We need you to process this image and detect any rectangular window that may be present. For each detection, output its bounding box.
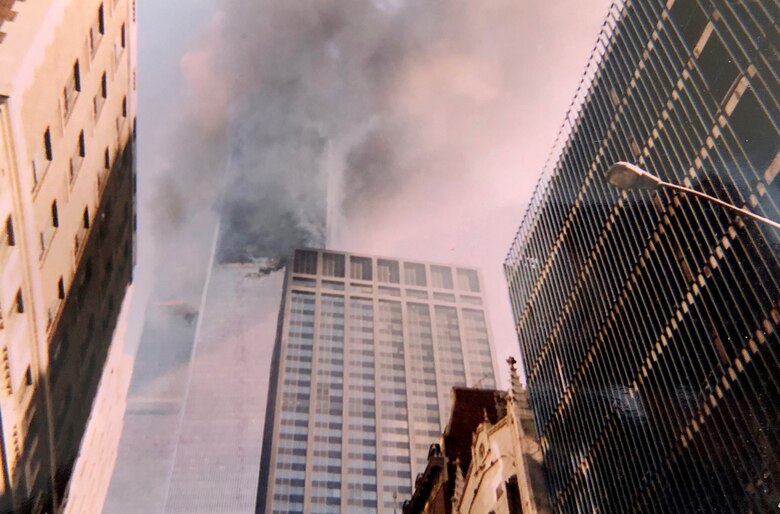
[430,265,454,289]
[73,61,81,91]
[403,262,426,287]
[70,131,86,182]
[63,61,81,117]
[322,253,345,277]
[15,290,24,313]
[44,128,53,161]
[94,74,108,119]
[83,207,90,229]
[5,216,14,246]
[104,147,110,169]
[322,280,344,291]
[90,4,105,56]
[33,128,53,188]
[456,268,480,293]
[51,200,59,228]
[293,250,317,275]
[291,277,316,289]
[121,23,126,48]
[350,256,372,281]
[57,278,65,300]
[697,33,739,104]
[377,259,400,283]
[506,475,522,513]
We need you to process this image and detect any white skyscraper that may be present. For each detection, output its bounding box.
[258,249,498,514]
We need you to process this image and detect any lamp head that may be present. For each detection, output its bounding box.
[606,162,662,190]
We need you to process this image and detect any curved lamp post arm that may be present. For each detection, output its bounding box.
[659,181,780,230]
[606,161,780,230]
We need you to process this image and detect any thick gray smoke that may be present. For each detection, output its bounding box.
[151,0,560,262]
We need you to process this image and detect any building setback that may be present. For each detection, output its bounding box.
[504,0,779,512]
[0,1,136,512]
[257,249,498,514]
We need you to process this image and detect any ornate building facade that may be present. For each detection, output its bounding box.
[404,359,550,514]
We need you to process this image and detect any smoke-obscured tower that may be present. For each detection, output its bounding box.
[258,249,498,513]
[505,0,779,512]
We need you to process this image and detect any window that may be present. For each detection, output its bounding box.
[83,207,90,229]
[15,290,23,313]
[322,253,345,277]
[291,277,316,289]
[90,4,105,56]
[430,265,453,289]
[377,259,400,283]
[57,277,65,300]
[51,200,59,228]
[73,61,81,91]
[350,256,372,281]
[122,96,127,117]
[456,268,480,293]
[506,475,522,514]
[403,262,426,287]
[729,90,777,175]
[63,61,81,116]
[101,72,107,99]
[41,128,53,162]
[69,132,86,182]
[668,0,708,50]
[121,23,126,48]
[104,147,110,169]
[697,33,739,103]
[97,4,104,34]
[5,216,14,246]
[293,250,317,275]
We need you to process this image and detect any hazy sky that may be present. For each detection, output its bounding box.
[130,0,615,386]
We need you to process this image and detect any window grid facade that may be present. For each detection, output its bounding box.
[271,292,314,512]
[504,1,779,513]
[259,249,498,514]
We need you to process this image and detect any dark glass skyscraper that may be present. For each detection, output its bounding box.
[504,1,779,512]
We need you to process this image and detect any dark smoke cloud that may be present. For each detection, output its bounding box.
[152,0,550,262]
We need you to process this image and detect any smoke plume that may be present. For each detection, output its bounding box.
[150,0,584,262]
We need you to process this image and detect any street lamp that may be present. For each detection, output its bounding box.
[606,161,780,230]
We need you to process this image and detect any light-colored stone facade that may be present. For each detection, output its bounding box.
[0,0,136,511]
[62,307,133,514]
[403,360,550,514]
[454,371,550,514]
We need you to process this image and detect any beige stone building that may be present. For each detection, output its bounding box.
[61,332,133,514]
[0,0,136,511]
[453,359,550,514]
[404,359,550,514]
